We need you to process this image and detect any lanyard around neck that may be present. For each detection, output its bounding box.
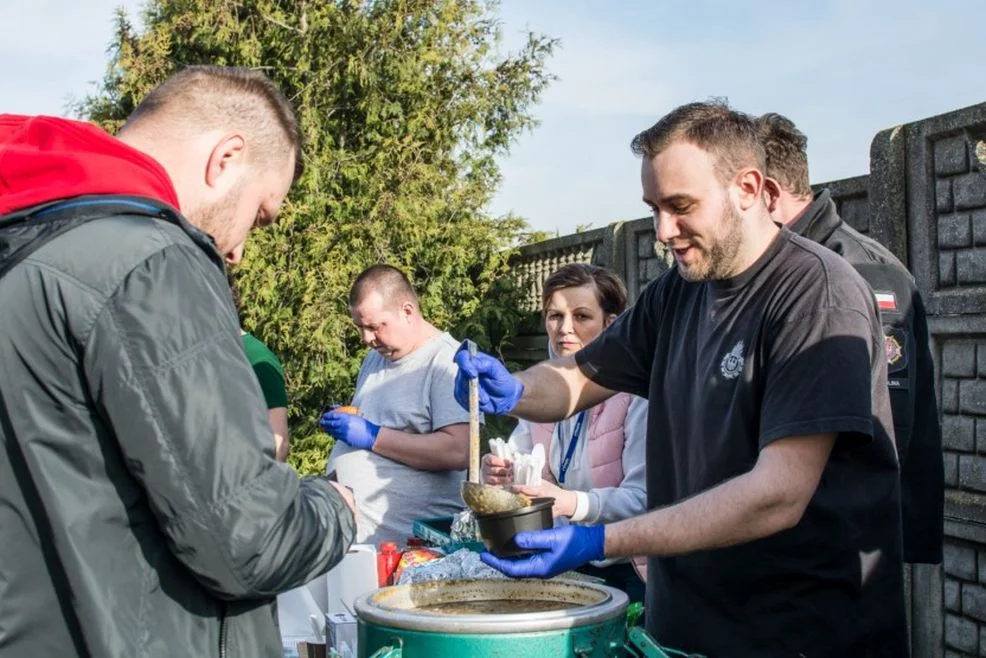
[557,411,587,485]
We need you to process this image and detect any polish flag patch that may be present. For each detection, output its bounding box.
[874,291,897,312]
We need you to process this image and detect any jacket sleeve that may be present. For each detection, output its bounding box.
[82,243,356,599]
[900,288,944,564]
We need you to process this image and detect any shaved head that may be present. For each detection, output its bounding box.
[349,264,418,309]
[118,65,304,183]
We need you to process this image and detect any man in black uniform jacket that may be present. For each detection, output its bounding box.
[758,112,944,566]
[454,101,908,657]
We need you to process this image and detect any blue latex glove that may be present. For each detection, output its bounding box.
[319,410,380,451]
[480,525,605,579]
[453,341,524,415]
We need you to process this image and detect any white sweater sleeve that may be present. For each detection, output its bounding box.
[574,396,648,524]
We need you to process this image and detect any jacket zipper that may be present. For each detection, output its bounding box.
[219,602,228,658]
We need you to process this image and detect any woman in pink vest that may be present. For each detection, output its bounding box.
[482,263,647,602]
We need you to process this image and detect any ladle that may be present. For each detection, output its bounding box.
[459,340,530,515]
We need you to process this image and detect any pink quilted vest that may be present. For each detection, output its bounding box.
[529,392,648,582]
[529,392,632,488]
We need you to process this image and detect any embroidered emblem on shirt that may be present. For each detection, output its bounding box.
[883,326,908,373]
[874,291,898,312]
[720,341,745,379]
[885,334,903,366]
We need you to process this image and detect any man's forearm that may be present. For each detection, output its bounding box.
[372,425,468,471]
[605,434,834,558]
[511,356,613,422]
[604,470,804,558]
[269,407,290,462]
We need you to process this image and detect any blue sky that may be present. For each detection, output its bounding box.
[3,0,985,235]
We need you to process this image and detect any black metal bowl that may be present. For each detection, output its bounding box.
[475,497,554,557]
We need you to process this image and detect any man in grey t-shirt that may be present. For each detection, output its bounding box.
[321,265,471,543]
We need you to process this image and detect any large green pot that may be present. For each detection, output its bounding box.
[354,578,629,657]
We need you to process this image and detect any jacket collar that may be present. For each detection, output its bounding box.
[788,188,843,244]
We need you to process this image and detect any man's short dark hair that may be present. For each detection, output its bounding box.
[120,65,304,182]
[630,99,765,183]
[349,264,419,309]
[756,112,812,198]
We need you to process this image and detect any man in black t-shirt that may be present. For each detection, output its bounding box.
[453,101,907,657]
[758,112,943,566]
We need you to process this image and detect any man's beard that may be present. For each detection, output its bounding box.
[187,183,242,253]
[678,200,744,282]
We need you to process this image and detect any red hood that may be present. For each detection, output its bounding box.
[0,114,180,216]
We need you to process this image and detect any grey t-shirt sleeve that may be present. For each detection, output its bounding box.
[575,277,664,398]
[428,345,474,431]
[759,306,877,448]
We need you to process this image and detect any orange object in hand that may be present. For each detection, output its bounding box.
[335,405,361,416]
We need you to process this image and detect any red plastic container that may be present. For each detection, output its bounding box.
[376,541,402,586]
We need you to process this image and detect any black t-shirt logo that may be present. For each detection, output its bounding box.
[720,340,745,379]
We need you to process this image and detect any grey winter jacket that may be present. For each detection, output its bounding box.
[0,197,356,658]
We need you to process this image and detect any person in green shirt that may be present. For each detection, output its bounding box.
[229,275,291,462]
[240,330,290,461]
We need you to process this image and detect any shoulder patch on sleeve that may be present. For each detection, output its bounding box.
[884,326,908,373]
[874,291,898,312]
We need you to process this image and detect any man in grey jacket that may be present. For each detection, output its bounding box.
[0,66,356,658]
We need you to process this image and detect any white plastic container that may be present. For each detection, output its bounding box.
[276,584,324,649]
[304,573,329,614]
[325,543,379,615]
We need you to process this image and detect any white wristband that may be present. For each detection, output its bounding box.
[570,490,591,523]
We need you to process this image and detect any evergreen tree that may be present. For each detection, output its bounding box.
[77,0,555,473]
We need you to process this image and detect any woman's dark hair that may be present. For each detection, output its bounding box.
[541,263,628,316]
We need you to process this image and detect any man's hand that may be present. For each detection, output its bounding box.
[453,342,524,415]
[319,410,380,451]
[481,453,514,486]
[329,481,357,519]
[480,525,605,579]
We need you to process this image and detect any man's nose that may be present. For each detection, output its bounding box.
[225,243,245,265]
[655,211,680,245]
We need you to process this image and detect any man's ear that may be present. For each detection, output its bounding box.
[763,178,782,213]
[205,133,247,190]
[732,167,765,212]
[603,313,618,329]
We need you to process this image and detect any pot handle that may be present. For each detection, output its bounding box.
[623,627,707,658]
[367,640,402,658]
